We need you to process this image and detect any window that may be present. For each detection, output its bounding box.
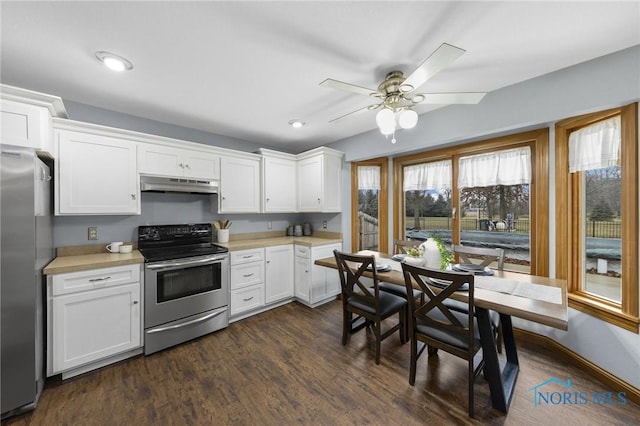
[458,147,532,272]
[351,158,388,252]
[393,129,549,276]
[403,160,452,250]
[556,103,639,332]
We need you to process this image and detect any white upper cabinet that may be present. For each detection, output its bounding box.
[218,155,261,213]
[55,125,140,215]
[138,143,219,180]
[259,149,297,212]
[0,84,67,157]
[297,147,343,212]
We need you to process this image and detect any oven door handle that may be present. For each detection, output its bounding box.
[146,308,228,334]
[146,255,227,271]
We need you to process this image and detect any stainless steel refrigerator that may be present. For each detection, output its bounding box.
[1,146,52,418]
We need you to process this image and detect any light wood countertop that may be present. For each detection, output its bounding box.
[44,251,145,275]
[218,236,343,251]
[44,235,342,275]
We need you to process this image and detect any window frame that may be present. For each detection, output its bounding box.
[555,103,639,332]
[393,129,549,276]
[351,157,389,253]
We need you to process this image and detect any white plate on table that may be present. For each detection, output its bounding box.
[452,263,494,276]
[427,277,470,291]
[364,262,392,272]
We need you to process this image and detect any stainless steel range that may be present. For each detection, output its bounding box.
[138,223,229,355]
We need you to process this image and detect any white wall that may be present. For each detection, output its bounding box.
[329,46,640,389]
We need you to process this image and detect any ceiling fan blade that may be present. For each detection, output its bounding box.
[414,92,487,104]
[401,43,466,92]
[320,78,378,97]
[328,103,381,123]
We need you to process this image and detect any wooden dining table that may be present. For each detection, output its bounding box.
[314,250,568,414]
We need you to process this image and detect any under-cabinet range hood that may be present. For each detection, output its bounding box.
[140,175,218,194]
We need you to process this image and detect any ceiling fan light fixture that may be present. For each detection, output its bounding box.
[376,108,394,128]
[399,83,414,93]
[398,109,418,129]
[95,51,133,72]
[288,119,305,128]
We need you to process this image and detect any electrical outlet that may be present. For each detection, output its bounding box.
[267,221,272,229]
[88,227,98,240]
[323,220,327,229]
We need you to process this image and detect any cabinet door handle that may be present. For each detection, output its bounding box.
[131,194,136,200]
[89,276,111,282]
[185,164,190,169]
[243,296,254,302]
[133,301,139,305]
[179,163,184,168]
[243,273,254,277]
[266,198,270,202]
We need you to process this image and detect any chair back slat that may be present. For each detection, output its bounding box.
[454,245,505,270]
[394,240,420,254]
[401,263,475,348]
[333,250,379,306]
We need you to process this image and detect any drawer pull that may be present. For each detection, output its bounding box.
[89,276,111,282]
[243,273,254,277]
[133,301,139,305]
[242,255,254,259]
[243,296,254,302]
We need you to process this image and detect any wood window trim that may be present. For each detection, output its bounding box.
[351,158,389,253]
[555,103,639,333]
[392,128,549,276]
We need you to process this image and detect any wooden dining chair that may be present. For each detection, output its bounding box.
[379,240,424,305]
[451,245,505,353]
[333,250,407,365]
[454,244,505,270]
[401,262,485,418]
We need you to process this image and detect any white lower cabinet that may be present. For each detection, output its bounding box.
[294,243,342,306]
[265,245,294,304]
[229,248,265,317]
[47,264,142,377]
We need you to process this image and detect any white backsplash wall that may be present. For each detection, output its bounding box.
[53,191,342,247]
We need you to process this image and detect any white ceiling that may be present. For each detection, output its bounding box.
[1,1,639,152]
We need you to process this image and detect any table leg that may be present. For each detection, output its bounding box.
[476,308,520,413]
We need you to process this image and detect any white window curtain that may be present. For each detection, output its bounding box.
[403,160,451,191]
[357,166,380,190]
[458,147,531,188]
[569,115,621,173]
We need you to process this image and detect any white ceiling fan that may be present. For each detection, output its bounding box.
[320,43,486,141]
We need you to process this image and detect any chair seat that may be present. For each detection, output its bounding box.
[378,282,423,301]
[416,309,482,352]
[443,299,500,328]
[347,291,407,317]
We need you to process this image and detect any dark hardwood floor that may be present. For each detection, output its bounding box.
[4,300,639,425]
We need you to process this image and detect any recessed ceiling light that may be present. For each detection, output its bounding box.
[95,51,133,72]
[289,119,305,128]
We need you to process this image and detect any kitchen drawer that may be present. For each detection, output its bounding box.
[230,284,264,316]
[230,248,264,265]
[294,245,310,258]
[230,262,264,289]
[50,264,140,296]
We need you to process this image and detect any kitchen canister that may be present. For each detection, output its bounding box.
[293,224,303,237]
[303,223,312,236]
[286,225,294,236]
[217,229,229,243]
